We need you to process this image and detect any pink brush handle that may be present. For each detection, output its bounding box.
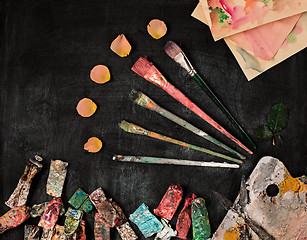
[162,80,252,154]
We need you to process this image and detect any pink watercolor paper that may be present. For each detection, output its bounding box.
[192,3,307,80]
[202,0,307,40]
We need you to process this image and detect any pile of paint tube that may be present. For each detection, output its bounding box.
[0,156,211,239]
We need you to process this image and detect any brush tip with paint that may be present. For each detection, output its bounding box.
[131,57,153,77]
[164,41,182,59]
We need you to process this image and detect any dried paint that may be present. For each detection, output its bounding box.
[64,208,83,236]
[94,213,110,240]
[68,188,93,212]
[154,184,183,220]
[5,155,43,208]
[38,197,63,230]
[89,187,117,227]
[129,203,163,238]
[24,225,40,240]
[236,47,262,73]
[0,205,30,234]
[192,198,211,240]
[176,194,197,239]
[46,160,68,197]
[131,57,252,155]
[111,200,128,226]
[154,218,177,240]
[51,225,66,240]
[41,228,55,240]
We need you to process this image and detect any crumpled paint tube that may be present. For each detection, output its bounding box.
[5,155,43,208]
[0,205,30,234]
[41,227,55,240]
[51,225,66,240]
[89,187,117,227]
[73,220,86,240]
[176,194,197,239]
[30,202,65,218]
[110,200,138,240]
[154,184,183,220]
[24,225,40,240]
[129,203,163,238]
[46,160,68,197]
[64,207,83,237]
[94,213,110,240]
[68,188,93,213]
[192,198,211,240]
[38,197,63,230]
[154,218,177,240]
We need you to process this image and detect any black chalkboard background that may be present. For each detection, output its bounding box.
[0,0,306,239]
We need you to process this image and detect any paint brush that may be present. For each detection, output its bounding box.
[119,120,243,164]
[113,155,240,168]
[164,41,256,150]
[129,89,245,160]
[131,57,252,155]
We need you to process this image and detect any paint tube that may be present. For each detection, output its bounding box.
[46,160,68,197]
[68,188,93,213]
[38,198,63,230]
[192,198,211,240]
[154,218,177,240]
[64,208,83,237]
[24,225,40,240]
[94,213,110,240]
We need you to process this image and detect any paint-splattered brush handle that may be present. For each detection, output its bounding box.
[192,73,256,149]
[113,155,240,168]
[155,106,245,160]
[161,82,253,155]
[119,120,243,164]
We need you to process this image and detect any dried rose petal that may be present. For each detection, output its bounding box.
[110,34,132,57]
[84,137,102,153]
[76,98,97,117]
[147,19,167,39]
[90,65,111,84]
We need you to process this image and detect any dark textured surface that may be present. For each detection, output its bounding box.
[0,0,306,239]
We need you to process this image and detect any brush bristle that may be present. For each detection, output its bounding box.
[131,57,153,77]
[164,41,182,59]
[129,89,142,102]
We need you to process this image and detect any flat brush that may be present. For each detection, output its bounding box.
[129,89,245,160]
[113,155,240,168]
[131,57,252,155]
[164,41,256,150]
[119,120,243,164]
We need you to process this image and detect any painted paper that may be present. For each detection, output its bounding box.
[0,205,30,234]
[46,160,68,197]
[24,225,40,240]
[94,213,110,240]
[68,188,93,212]
[202,0,307,40]
[5,155,43,208]
[51,225,66,240]
[38,198,63,230]
[89,187,117,227]
[212,156,307,239]
[129,203,163,238]
[192,3,307,80]
[64,208,83,237]
[154,184,183,220]
[41,228,55,240]
[154,218,177,240]
[30,202,65,218]
[176,194,197,239]
[192,198,211,240]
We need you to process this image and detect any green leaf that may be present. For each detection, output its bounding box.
[267,103,288,132]
[255,126,273,139]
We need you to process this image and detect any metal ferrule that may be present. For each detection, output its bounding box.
[173,52,197,77]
